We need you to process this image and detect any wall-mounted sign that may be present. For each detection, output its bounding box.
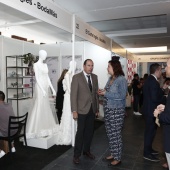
[0,0,72,33]
[75,17,111,51]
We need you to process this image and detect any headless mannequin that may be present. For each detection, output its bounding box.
[34,50,56,96]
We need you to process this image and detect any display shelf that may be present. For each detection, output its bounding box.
[6,55,34,116]
[8,97,31,100]
[7,87,33,89]
[7,66,28,68]
[7,76,33,79]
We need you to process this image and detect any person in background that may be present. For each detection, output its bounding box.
[153,58,170,168]
[163,78,170,95]
[98,59,127,166]
[0,91,16,158]
[139,73,148,109]
[143,63,168,162]
[132,74,143,115]
[143,73,149,81]
[56,69,68,124]
[160,72,166,88]
[139,78,144,109]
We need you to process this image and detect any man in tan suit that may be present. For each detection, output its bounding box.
[71,59,99,164]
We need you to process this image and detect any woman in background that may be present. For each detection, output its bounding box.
[98,59,127,166]
[56,69,68,124]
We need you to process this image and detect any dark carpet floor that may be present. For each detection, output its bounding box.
[0,120,104,170]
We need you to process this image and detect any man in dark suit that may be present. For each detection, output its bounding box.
[71,59,99,164]
[143,63,167,162]
[154,59,170,167]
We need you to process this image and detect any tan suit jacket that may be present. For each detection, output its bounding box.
[71,71,99,115]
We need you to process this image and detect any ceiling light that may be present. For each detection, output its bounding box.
[126,46,167,53]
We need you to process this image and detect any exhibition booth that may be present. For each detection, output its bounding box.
[0,0,130,148]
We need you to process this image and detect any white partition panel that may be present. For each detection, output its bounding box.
[60,42,72,72]
[3,37,24,56]
[0,36,3,91]
[75,42,84,72]
[84,42,111,89]
[2,37,24,93]
[61,42,84,74]
[23,41,39,56]
[39,44,60,56]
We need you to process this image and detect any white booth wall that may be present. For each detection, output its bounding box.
[0,37,3,90]
[0,36,128,117]
[84,42,111,88]
[0,36,40,115]
[0,36,40,92]
[0,37,127,93]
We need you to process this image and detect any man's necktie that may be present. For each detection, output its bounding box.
[87,75,92,92]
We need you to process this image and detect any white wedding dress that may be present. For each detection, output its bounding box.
[26,63,59,139]
[56,72,73,145]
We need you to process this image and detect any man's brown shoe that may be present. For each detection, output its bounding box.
[73,157,80,164]
[83,152,95,159]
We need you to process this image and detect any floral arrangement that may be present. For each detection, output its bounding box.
[23,53,39,65]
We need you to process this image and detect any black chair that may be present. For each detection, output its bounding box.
[0,112,28,152]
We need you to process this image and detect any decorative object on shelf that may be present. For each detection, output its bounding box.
[23,84,30,88]
[23,53,38,75]
[9,71,16,77]
[11,82,18,88]
[13,92,30,98]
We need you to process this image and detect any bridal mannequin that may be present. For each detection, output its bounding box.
[56,60,77,145]
[26,50,58,139]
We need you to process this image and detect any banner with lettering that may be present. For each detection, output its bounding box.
[75,16,111,51]
[0,0,72,33]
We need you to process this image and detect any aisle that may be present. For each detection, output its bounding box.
[43,108,166,170]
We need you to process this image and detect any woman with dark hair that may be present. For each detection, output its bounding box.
[56,69,68,124]
[98,60,127,166]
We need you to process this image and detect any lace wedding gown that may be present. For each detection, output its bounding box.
[56,73,73,145]
[26,63,58,139]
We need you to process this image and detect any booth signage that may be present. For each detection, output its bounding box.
[75,17,111,51]
[0,0,72,33]
[135,55,170,62]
